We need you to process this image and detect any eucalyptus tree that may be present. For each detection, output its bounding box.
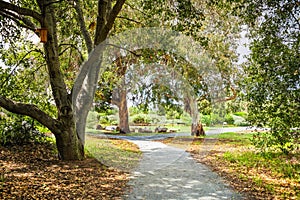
[0,0,126,160]
[96,0,243,135]
[139,0,243,134]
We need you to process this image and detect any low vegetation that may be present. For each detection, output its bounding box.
[159,132,300,199]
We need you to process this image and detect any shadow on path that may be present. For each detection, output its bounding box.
[123,140,244,200]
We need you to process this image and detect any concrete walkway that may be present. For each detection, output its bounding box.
[88,127,251,199]
[123,140,244,200]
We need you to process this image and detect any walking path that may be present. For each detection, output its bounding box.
[88,127,251,199]
[122,140,244,200]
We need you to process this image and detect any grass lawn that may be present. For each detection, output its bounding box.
[159,132,300,200]
[85,135,142,171]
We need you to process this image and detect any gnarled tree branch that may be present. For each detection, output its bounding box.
[0,95,59,134]
[0,10,37,31]
[95,0,126,45]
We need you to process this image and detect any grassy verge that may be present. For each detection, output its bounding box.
[160,132,300,199]
[85,135,142,171]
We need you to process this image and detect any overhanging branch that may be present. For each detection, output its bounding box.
[96,0,126,44]
[212,86,238,103]
[0,0,42,23]
[0,10,37,31]
[0,96,59,134]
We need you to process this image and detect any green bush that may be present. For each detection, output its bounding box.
[233,115,250,126]
[86,111,100,129]
[233,112,248,119]
[210,113,224,125]
[132,114,151,124]
[225,114,234,125]
[0,118,49,146]
[201,115,211,126]
[251,130,300,154]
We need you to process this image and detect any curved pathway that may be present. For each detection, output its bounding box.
[88,127,251,199]
[122,140,244,200]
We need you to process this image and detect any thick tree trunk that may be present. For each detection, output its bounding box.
[191,122,205,137]
[183,94,205,136]
[54,122,84,160]
[118,88,130,133]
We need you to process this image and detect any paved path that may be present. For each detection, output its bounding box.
[123,140,244,200]
[88,127,250,199]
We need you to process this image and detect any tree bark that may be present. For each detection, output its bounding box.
[184,94,205,136]
[118,85,130,134]
[54,117,84,160]
[191,122,205,137]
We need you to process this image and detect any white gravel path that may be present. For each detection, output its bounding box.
[123,140,244,200]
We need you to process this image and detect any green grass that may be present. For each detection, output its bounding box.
[85,136,142,171]
[223,150,300,198]
[205,132,253,145]
[215,132,300,181]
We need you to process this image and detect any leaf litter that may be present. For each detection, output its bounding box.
[0,142,130,199]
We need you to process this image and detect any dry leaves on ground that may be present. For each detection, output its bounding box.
[0,143,129,200]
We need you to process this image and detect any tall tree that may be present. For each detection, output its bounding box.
[96,0,243,135]
[0,0,126,160]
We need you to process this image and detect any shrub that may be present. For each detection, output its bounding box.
[86,111,100,129]
[132,114,151,124]
[233,112,248,119]
[0,118,49,146]
[251,130,300,154]
[201,115,211,126]
[233,115,250,126]
[210,113,224,125]
[225,114,234,125]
